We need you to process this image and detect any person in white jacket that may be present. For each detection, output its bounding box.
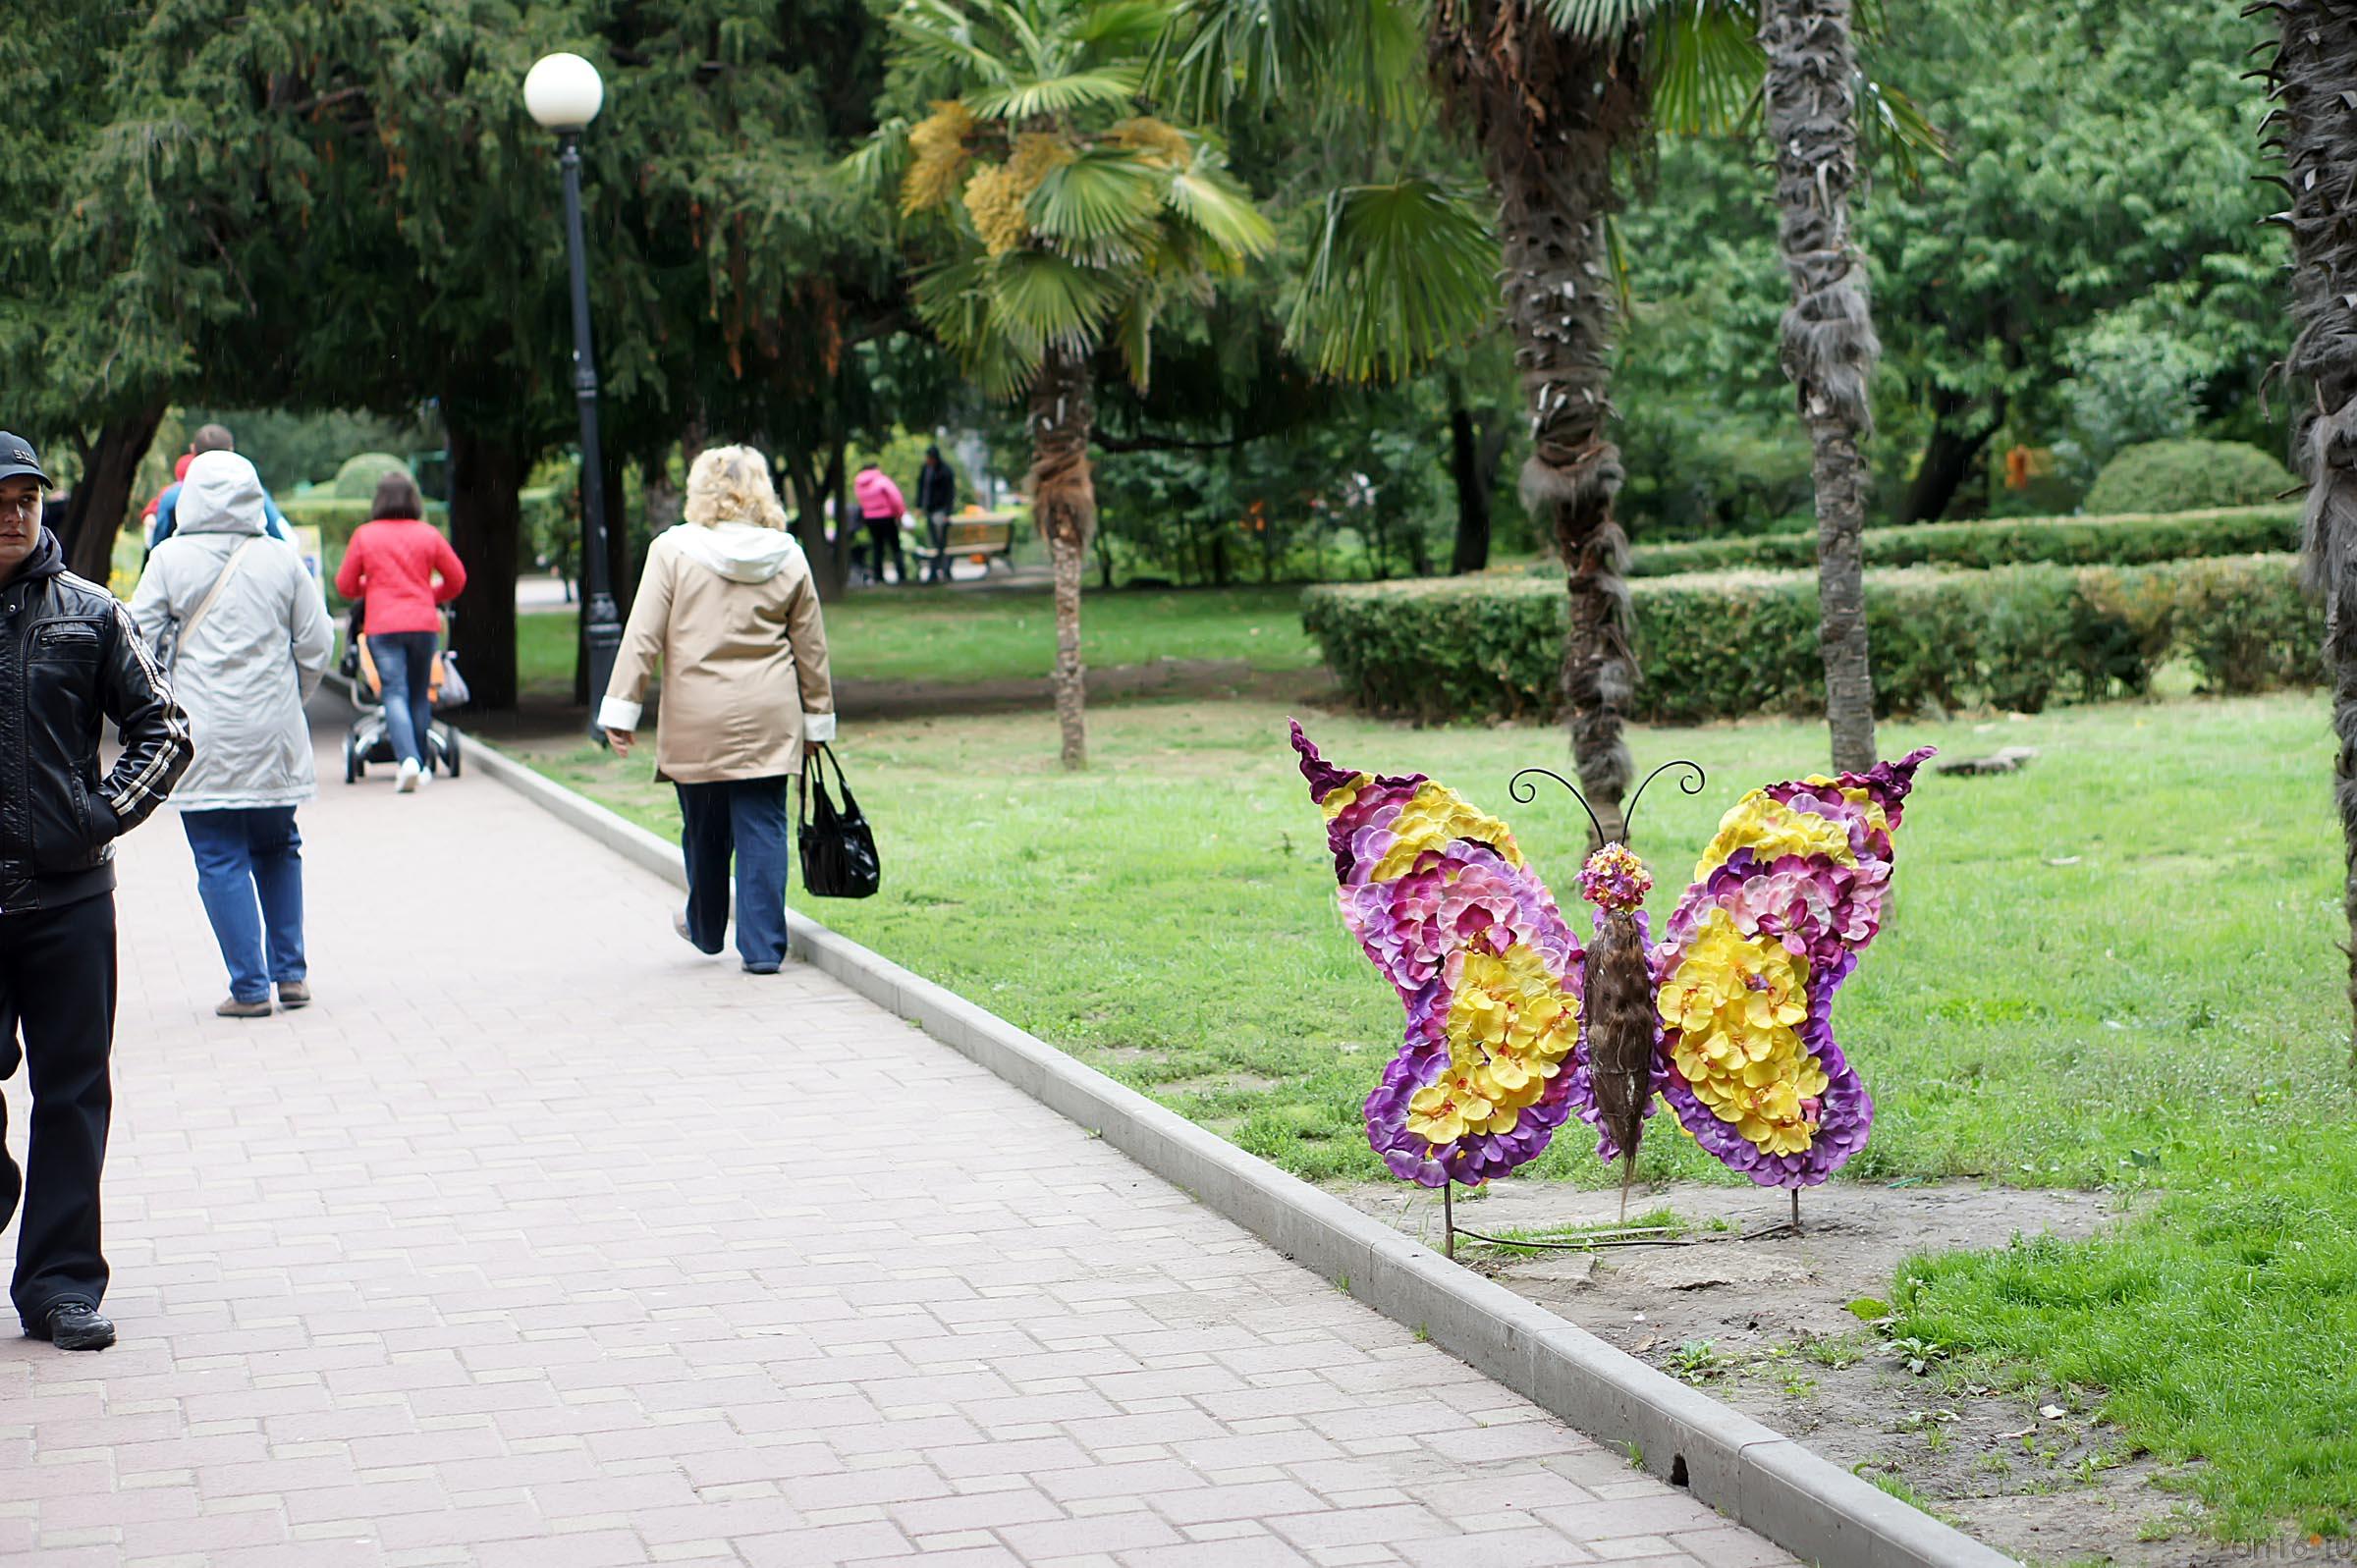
[130,452,334,1018]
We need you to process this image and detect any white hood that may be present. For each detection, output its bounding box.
[176,451,270,537]
[667,520,800,584]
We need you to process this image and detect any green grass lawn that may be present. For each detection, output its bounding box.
[525,690,2351,1541]
[515,582,1320,701]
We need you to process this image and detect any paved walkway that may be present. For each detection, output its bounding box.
[0,710,1795,1567]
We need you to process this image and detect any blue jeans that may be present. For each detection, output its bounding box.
[675,778,791,969]
[369,631,438,770]
[181,809,305,1004]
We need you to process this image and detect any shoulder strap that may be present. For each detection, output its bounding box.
[178,536,264,653]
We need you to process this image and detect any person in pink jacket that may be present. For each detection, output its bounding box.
[851,462,907,587]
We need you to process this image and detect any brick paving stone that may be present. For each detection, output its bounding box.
[0,713,1797,1565]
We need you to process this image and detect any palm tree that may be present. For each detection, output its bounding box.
[1167,0,1928,833]
[1761,0,1877,773]
[865,0,1274,770]
[2264,0,2357,1049]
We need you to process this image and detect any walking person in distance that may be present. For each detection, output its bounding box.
[851,460,908,587]
[131,452,335,1019]
[334,471,465,792]
[0,432,193,1352]
[598,445,835,974]
[915,446,957,583]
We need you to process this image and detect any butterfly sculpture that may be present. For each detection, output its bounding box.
[1291,722,1933,1198]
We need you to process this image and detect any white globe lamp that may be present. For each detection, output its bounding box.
[522,52,604,132]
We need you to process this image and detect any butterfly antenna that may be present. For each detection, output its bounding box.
[1509,767,1608,844]
[1619,760,1707,845]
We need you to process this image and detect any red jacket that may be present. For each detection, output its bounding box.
[336,517,467,634]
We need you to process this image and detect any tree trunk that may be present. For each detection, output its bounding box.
[1763,0,1879,773]
[59,403,167,583]
[1447,371,1497,574]
[1898,387,2001,523]
[1433,4,1647,842]
[445,423,526,712]
[1029,345,1097,771]
[787,439,854,601]
[2269,0,2357,1054]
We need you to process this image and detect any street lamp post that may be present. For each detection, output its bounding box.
[524,52,620,743]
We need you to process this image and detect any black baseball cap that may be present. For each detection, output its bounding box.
[0,432,50,486]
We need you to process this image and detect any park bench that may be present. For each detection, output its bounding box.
[905,512,1019,574]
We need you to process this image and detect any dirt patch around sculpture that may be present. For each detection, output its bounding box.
[1339,1177,2232,1567]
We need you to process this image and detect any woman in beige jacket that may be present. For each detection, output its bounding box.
[597,446,834,973]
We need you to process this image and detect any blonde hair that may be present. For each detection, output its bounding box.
[683,445,788,530]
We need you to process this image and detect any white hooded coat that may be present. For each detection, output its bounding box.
[129,452,335,810]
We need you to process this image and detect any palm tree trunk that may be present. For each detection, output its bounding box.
[2267,0,2357,1054]
[1030,344,1097,771]
[1433,3,1647,841]
[1763,0,1879,773]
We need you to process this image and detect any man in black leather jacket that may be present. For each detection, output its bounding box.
[0,433,192,1352]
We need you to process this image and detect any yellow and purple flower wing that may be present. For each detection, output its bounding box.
[1651,747,1934,1188]
[1292,723,1587,1188]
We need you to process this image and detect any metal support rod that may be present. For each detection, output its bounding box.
[1443,1182,1454,1262]
[558,130,621,744]
[1790,1187,1802,1234]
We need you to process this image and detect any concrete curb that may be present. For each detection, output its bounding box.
[460,724,2017,1568]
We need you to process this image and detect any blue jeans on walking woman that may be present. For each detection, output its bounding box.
[181,808,305,1005]
[675,778,792,971]
[369,631,438,770]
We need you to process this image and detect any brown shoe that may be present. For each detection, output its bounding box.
[277,981,311,1009]
[215,998,272,1019]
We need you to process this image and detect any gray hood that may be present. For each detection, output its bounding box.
[176,451,271,537]
[666,520,800,584]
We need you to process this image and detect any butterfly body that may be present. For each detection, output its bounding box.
[1293,722,1932,1193]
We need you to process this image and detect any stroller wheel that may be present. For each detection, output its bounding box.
[344,730,361,784]
[445,728,463,779]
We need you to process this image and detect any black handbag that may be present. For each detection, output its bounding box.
[797,742,880,898]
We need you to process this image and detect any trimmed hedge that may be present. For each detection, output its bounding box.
[2083,439,2296,515]
[1302,554,2316,724]
[1621,504,2298,578]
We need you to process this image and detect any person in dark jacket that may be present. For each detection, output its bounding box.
[914,446,957,583]
[0,433,193,1353]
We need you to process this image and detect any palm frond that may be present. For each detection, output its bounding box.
[1028,149,1163,248]
[838,116,911,203]
[889,0,1019,86]
[1540,0,1672,43]
[1076,0,1178,56]
[1114,293,1158,390]
[1285,178,1497,383]
[1857,72,1946,183]
[1162,146,1276,259]
[966,64,1148,119]
[1153,0,1422,122]
[1648,2,1762,136]
[988,247,1125,352]
[913,253,1037,399]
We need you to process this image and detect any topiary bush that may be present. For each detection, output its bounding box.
[2081,441,2297,516]
[1302,554,2314,724]
[1620,504,2298,578]
[332,451,411,501]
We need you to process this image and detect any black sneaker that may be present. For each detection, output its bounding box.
[31,1302,115,1351]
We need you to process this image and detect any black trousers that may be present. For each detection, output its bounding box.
[863,516,905,584]
[0,892,117,1328]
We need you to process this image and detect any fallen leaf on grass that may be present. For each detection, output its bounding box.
[2039,1404,2067,1420]
[1996,1426,2035,1441]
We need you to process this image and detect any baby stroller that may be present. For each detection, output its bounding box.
[339,604,464,784]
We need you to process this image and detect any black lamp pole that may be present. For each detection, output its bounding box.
[557,128,620,743]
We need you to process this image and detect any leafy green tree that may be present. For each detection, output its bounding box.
[863,0,1276,770]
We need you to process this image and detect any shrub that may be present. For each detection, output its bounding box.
[1622,504,2298,578]
[2081,440,2297,516]
[332,451,411,501]
[1302,554,2314,724]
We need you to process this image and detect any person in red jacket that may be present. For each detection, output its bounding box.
[334,472,466,793]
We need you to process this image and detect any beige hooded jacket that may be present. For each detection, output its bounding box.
[596,521,835,783]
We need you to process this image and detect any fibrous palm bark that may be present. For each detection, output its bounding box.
[1432,0,1647,841]
[1030,343,1097,771]
[1762,0,1879,773]
[2265,0,2357,1052]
